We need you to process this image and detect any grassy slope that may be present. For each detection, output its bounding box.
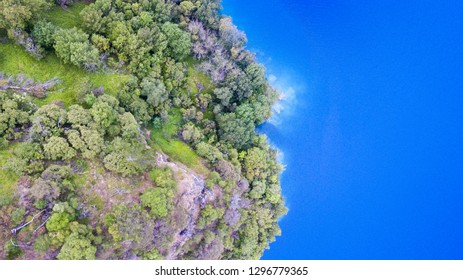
[47,2,87,29]
[0,145,19,205]
[0,43,129,107]
[150,109,209,175]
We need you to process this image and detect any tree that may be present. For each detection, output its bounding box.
[30,103,67,140]
[141,77,168,109]
[179,1,195,17]
[91,34,110,52]
[32,21,58,49]
[192,0,220,28]
[225,68,252,102]
[67,105,92,127]
[149,167,176,189]
[119,112,139,141]
[242,147,269,182]
[57,222,97,260]
[34,235,51,253]
[43,136,76,160]
[163,58,186,91]
[0,0,51,37]
[217,105,256,150]
[196,142,223,164]
[0,92,33,139]
[216,159,239,182]
[161,22,192,60]
[66,128,104,159]
[103,138,143,176]
[80,4,106,34]
[180,122,203,145]
[46,212,73,232]
[214,87,232,107]
[30,165,74,205]
[53,27,100,70]
[245,63,266,95]
[197,204,224,229]
[2,157,27,176]
[219,17,247,49]
[89,95,119,130]
[142,248,163,260]
[140,188,173,218]
[105,204,154,249]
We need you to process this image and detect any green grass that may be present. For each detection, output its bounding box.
[185,58,214,96]
[0,43,129,107]
[161,108,183,137]
[150,109,208,175]
[0,145,19,206]
[47,2,88,29]
[151,137,207,173]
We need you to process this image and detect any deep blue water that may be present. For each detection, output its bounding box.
[222,0,463,259]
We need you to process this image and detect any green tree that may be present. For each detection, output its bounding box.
[105,204,154,249]
[142,248,163,260]
[180,122,203,145]
[141,77,168,109]
[0,92,33,139]
[196,142,223,164]
[80,128,104,158]
[140,187,173,218]
[32,21,58,49]
[0,0,51,37]
[53,27,100,70]
[103,137,144,176]
[43,136,76,160]
[91,34,110,52]
[179,1,195,17]
[30,104,67,140]
[149,167,176,189]
[245,63,266,94]
[197,204,224,229]
[34,235,51,253]
[89,95,119,131]
[67,105,92,126]
[30,165,74,205]
[80,3,106,34]
[242,147,268,182]
[66,128,104,159]
[161,22,191,60]
[217,105,256,150]
[214,87,232,107]
[119,112,139,141]
[46,212,73,232]
[57,222,97,260]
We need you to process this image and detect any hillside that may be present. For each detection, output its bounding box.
[0,0,286,260]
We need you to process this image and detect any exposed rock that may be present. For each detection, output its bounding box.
[155,152,213,259]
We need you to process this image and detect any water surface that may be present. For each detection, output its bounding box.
[223,0,463,259]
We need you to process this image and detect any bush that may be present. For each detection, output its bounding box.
[53,28,100,70]
[57,222,97,260]
[149,167,176,189]
[34,235,51,253]
[141,188,173,218]
[43,136,76,160]
[32,21,58,49]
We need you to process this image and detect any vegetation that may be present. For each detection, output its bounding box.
[0,0,286,260]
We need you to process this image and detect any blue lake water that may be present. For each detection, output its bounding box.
[222,0,463,259]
